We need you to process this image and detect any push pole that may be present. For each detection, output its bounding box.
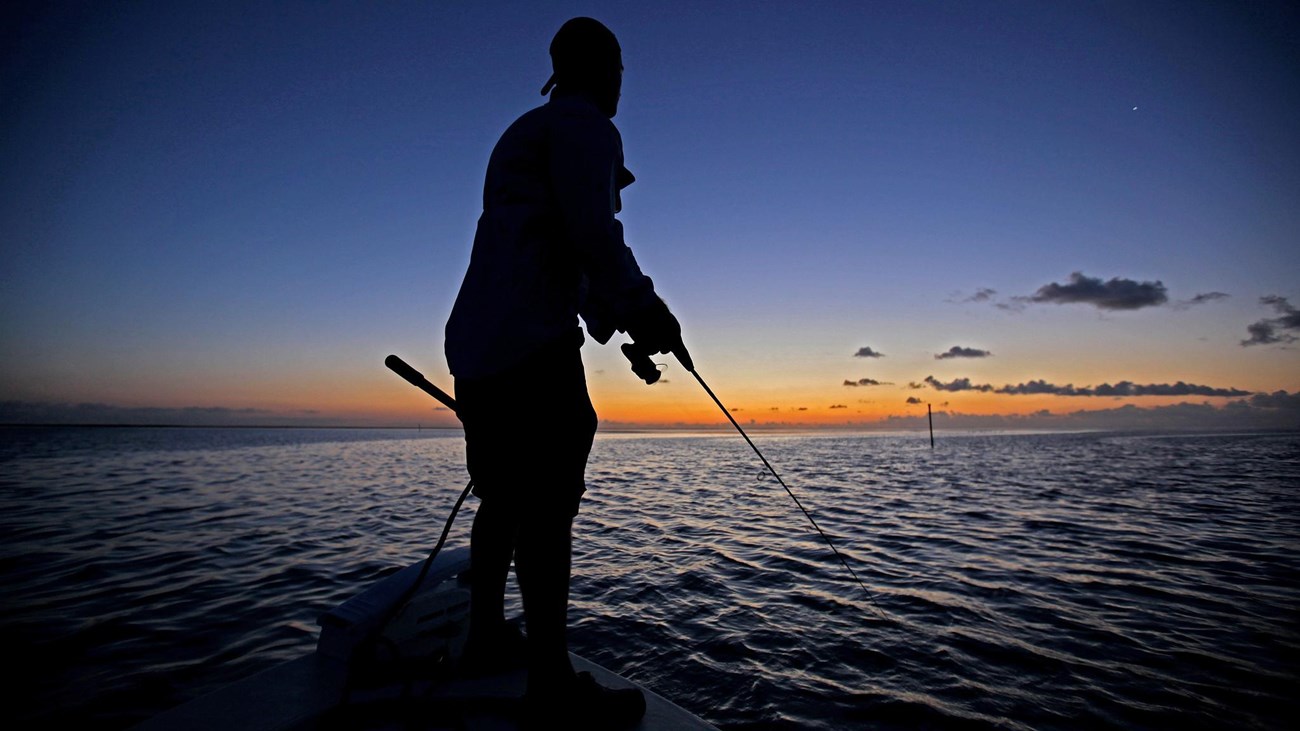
[928,403,934,448]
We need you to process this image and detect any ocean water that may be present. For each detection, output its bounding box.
[1,426,1297,730]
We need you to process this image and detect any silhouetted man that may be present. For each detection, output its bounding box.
[445,16,689,727]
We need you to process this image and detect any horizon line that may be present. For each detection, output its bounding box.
[4,422,1297,437]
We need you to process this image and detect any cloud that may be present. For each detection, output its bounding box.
[996,380,1251,397]
[934,346,992,360]
[1249,390,1300,410]
[843,378,891,387]
[906,397,924,404]
[924,375,993,392]
[922,377,1252,398]
[1093,381,1251,398]
[1261,294,1300,322]
[992,379,1082,395]
[1241,295,1300,346]
[883,395,1300,431]
[1243,320,1286,346]
[853,346,885,358]
[829,404,847,409]
[1175,291,1229,309]
[1026,272,1168,310]
[907,381,927,389]
[948,287,997,304]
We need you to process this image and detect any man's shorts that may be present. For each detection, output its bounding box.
[454,330,597,518]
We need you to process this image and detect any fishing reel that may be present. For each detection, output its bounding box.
[621,341,664,384]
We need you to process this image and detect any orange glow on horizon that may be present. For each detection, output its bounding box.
[112,369,1275,429]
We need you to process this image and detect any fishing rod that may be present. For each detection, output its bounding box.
[623,342,884,615]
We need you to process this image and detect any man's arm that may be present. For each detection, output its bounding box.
[549,104,690,368]
[548,108,655,324]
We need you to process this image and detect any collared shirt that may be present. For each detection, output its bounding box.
[445,92,657,379]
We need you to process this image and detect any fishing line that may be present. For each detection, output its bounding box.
[389,352,885,617]
[687,367,886,617]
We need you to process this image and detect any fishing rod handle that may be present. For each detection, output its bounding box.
[385,355,459,413]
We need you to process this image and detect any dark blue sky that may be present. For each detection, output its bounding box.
[3,1,1297,427]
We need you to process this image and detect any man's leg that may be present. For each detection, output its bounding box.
[514,510,576,692]
[464,498,519,660]
[515,505,646,726]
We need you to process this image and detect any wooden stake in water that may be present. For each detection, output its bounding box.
[928,403,934,448]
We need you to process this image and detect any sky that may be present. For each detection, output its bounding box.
[3,0,1298,430]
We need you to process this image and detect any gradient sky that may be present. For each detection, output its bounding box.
[3,0,1298,430]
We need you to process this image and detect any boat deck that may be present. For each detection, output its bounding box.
[131,547,716,730]
[132,649,715,730]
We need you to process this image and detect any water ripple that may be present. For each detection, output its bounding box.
[3,427,1298,729]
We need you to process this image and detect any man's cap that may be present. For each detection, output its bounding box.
[541,17,621,96]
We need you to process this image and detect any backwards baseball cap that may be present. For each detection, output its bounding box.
[540,17,621,96]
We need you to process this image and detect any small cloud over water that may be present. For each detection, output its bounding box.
[1242,295,1300,347]
[924,376,993,392]
[935,346,992,360]
[948,287,997,304]
[1175,291,1230,309]
[1026,272,1168,310]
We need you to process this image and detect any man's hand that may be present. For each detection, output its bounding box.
[624,297,693,371]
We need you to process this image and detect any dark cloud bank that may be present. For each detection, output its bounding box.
[923,376,1252,398]
[606,391,1300,431]
[885,392,1300,432]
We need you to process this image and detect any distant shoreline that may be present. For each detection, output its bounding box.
[0,422,462,430]
[4,422,1296,437]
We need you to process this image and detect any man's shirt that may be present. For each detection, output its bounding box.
[446,92,657,380]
